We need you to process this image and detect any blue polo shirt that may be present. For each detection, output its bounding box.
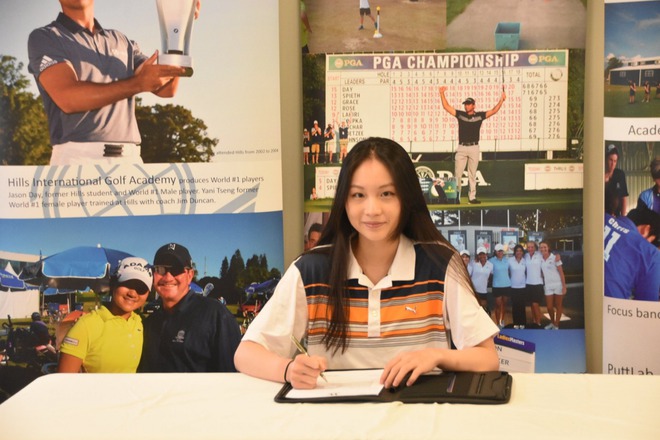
[139,291,242,372]
[28,13,147,145]
[604,214,660,301]
[489,256,511,288]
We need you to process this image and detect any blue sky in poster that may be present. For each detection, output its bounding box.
[0,0,281,160]
[605,1,660,63]
[0,212,285,277]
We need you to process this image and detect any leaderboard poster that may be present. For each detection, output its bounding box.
[603,0,660,375]
[0,0,284,393]
[325,50,568,153]
[302,0,587,373]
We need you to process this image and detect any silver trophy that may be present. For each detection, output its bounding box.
[156,0,196,77]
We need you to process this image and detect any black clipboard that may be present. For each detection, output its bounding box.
[274,371,512,404]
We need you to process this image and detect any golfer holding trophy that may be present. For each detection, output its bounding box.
[157,0,200,77]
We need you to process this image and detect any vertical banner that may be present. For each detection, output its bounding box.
[603,0,660,375]
[302,0,587,373]
[0,0,284,387]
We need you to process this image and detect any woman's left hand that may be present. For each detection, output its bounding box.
[380,348,443,389]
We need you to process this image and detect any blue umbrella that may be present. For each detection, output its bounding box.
[0,268,26,291]
[42,287,91,296]
[22,246,134,292]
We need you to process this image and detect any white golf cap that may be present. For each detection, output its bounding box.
[115,257,153,293]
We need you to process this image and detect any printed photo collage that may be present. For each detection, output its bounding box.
[301,0,588,373]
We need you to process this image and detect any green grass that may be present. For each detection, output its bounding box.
[305,190,582,212]
[447,0,587,27]
[0,317,30,326]
[447,0,587,29]
[446,0,471,25]
[604,84,660,117]
[427,192,582,210]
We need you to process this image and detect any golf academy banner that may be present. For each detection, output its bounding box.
[603,0,660,375]
[1,162,280,218]
[0,0,285,393]
[301,0,587,373]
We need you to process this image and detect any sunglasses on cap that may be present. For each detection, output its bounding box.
[153,265,191,276]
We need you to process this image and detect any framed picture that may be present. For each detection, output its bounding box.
[527,231,544,245]
[447,230,467,253]
[474,230,493,255]
[501,230,520,254]
[429,209,459,227]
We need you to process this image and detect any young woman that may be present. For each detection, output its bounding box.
[234,137,499,390]
[629,81,636,104]
[470,247,494,316]
[539,242,567,330]
[58,257,153,373]
[524,241,544,327]
[460,249,473,276]
[489,244,511,328]
[508,244,527,327]
[302,128,310,165]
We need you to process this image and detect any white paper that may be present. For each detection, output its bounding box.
[285,369,384,399]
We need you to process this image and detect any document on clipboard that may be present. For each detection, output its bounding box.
[275,370,512,405]
[285,369,384,399]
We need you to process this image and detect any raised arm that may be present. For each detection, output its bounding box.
[485,91,506,118]
[37,52,184,114]
[438,86,456,116]
[301,4,312,33]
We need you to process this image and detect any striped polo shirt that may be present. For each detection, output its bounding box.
[243,236,498,371]
[298,238,457,368]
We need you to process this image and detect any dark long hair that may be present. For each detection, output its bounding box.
[513,244,525,259]
[309,137,473,353]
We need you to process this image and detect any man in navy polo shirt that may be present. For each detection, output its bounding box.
[27,0,200,165]
[139,242,241,372]
[439,86,506,204]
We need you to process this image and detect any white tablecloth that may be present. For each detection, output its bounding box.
[1,372,658,439]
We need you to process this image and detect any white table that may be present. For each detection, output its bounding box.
[1,373,658,439]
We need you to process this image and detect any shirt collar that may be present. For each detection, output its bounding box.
[347,235,416,287]
[56,12,105,35]
[163,290,195,314]
[97,305,138,322]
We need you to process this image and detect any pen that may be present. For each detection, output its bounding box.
[290,334,328,383]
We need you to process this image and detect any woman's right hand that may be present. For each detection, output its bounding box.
[286,354,327,389]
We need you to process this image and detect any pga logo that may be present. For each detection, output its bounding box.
[333,58,363,69]
[528,54,560,65]
[415,166,490,187]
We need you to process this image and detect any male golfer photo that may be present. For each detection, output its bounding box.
[439,86,506,204]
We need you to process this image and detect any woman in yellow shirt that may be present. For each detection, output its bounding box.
[58,257,152,373]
